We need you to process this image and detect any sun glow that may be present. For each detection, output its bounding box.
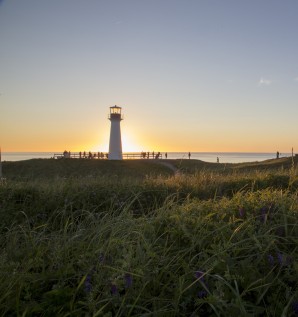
[121,134,142,152]
[93,131,143,153]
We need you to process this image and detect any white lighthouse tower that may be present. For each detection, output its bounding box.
[108,105,123,160]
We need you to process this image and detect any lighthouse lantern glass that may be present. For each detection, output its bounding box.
[110,106,121,114]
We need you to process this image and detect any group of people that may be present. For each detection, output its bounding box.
[140,152,193,159]
[79,151,108,159]
[141,151,162,159]
[63,151,108,159]
[62,151,229,160]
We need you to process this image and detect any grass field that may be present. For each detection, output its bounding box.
[0,157,298,316]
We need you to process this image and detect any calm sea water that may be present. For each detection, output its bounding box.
[1,152,291,163]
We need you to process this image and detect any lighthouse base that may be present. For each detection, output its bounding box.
[108,152,123,160]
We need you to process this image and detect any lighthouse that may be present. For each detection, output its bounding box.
[108,105,123,160]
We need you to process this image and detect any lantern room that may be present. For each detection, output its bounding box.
[108,105,123,121]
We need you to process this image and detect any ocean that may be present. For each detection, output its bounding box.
[1,152,291,163]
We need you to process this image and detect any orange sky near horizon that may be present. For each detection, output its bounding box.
[2,115,296,154]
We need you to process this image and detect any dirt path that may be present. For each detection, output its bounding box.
[157,161,180,175]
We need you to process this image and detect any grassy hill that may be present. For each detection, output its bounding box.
[2,155,298,179]
[2,158,173,179]
[171,155,298,173]
[0,157,298,316]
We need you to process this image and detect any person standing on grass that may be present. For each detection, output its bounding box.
[188,152,191,159]
[165,152,167,159]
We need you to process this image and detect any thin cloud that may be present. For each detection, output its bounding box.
[258,77,272,86]
[294,77,298,81]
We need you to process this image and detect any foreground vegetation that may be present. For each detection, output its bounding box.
[0,158,298,316]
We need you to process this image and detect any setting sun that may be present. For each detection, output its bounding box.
[94,131,142,153]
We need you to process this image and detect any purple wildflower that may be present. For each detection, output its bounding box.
[239,207,245,218]
[195,271,205,282]
[98,253,105,263]
[195,270,210,299]
[268,254,274,267]
[276,252,293,267]
[276,227,285,237]
[198,290,207,299]
[84,274,92,293]
[195,270,209,289]
[292,301,298,314]
[124,273,133,289]
[111,284,118,295]
[260,206,267,223]
[277,253,283,266]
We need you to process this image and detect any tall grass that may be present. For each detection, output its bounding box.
[0,159,297,316]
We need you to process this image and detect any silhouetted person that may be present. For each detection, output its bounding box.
[79,151,82,159]
[276,151,280,159]
[217,157,219,163]
[165,152,167,159]
[188,152,191,159]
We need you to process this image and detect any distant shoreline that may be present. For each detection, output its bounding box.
[1,152,293,164]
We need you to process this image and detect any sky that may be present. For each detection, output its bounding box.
[0,0,298,153]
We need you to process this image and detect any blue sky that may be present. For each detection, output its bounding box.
[0,0,298,152]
